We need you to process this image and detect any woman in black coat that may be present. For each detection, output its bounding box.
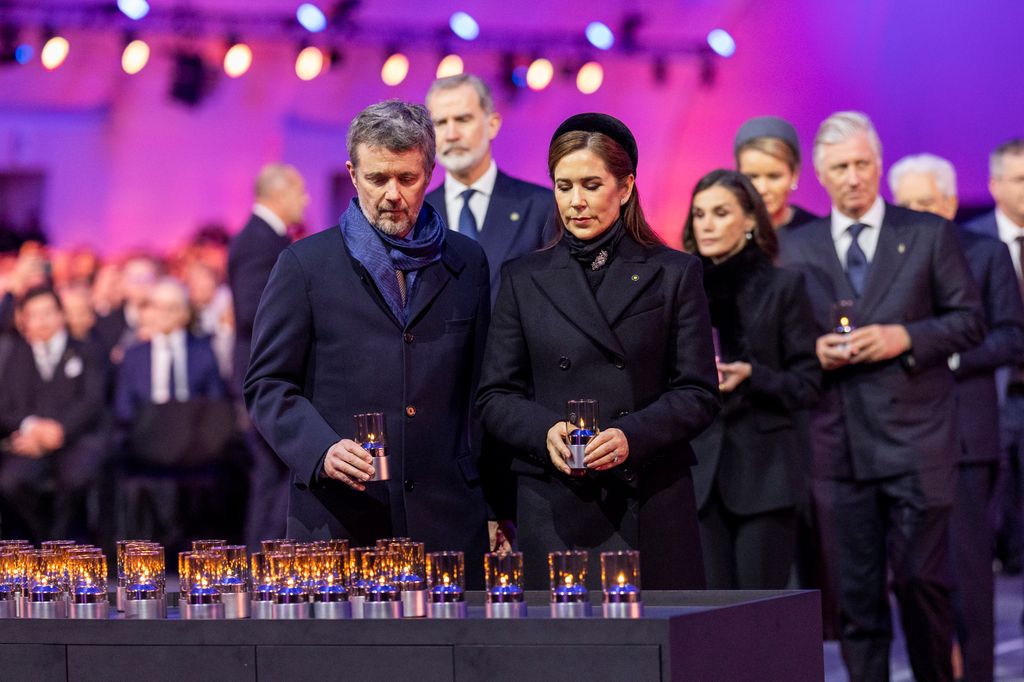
[476,114,721,590]
[682,169,821,589]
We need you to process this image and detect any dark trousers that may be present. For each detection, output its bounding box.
[995,393,1024,569]
[802,479,843,640]
[950,462,998,682]
[829,468,956,682]
[698,485,796,589]
[0,432,105,543]
[243,425,290,551]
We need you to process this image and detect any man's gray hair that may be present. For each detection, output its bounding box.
[346,100,436,174]
[990,138,1024,178]
[254,162,299,199]
[425,73,495,115]
[813,111,883,172]
[887,153,958,199]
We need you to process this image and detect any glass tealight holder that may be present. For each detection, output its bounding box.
[361,550,402,619]
[600,551,643,619]
[180,551,225,620]
[25,552,66,619]
[566,399,599,476]
[260,539,296,555]
[268,552,309,620]
[116,540,154,611]
[192,539,227,551]
[354,412,390,482]
[0,548,22,619]
[123,547,166,619]
[312,550,351,619]
[427,551,466,619]
[393,541,426,618]
[212,545,251,619]
[549,550,591,618]
[250,552,275,620]
[484,551,526,618]
[347,547,376,619]
[68,553,108,620]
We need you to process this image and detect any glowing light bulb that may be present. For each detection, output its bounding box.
[121,39,150,75]
[224,43,253,78]
[526,58,554,91]
[436,54,463,79]
[381,53,409,86]
[576,61,604,94]
[41,36,70,70]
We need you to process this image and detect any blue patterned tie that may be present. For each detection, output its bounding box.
[846,223,869,297]
[458,188,478,240]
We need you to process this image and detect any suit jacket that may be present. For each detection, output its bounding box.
[691,247,822,515]
[228,213,291,393]
[0,335,106,445]
[778,204,985,482]
[965,210,998,240]
[243,209,491,573]
[952,228,1024,462]
[476,236,721,588]
[426,170,554,305]
[113,333,227,426]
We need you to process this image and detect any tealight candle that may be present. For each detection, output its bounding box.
[549,550,591,618]
[484,552,526,618]
[68,553,108,620]
[360,550,402,619]
[394,542,426,618]
[427,551,466,619]
[312,550,351,620]
[269,552,309,620]
[600,551,643,619]
[123,547,166,619]
[180,551,225,620]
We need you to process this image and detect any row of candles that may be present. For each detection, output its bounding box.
[0,538,643,620]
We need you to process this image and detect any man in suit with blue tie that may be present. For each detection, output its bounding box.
[965,139,1024,579]
[228,163,309,550]
[778,112,985,682]
[245,101,491,585]
[425,74,554,307]
[891,152,1024,682]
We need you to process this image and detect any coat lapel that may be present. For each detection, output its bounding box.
[595,239,660,327]
[531,246,626,358]
[406,246,465,329]
[856,208,912,319]
[478,173,523,267]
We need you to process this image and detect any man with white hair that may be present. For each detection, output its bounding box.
[891,152,1024,682]
[778,112,985,682]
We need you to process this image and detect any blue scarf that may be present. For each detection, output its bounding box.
[339,198,446,324]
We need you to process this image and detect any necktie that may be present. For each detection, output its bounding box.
[458,188,478,240]
[395,269,407,307]
[846,223,869,297]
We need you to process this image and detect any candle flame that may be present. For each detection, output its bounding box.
[563,574,573,587]
[327,574,334,586]
[840,316,849,327]
[617,573,626,587]
[499,574,508,587]
[403,564,411,574]
[200,576,209,588]
[367,433,376,442]
[442,572,451,587]
[287,577,295,588]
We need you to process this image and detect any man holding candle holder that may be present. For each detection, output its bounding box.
[245,100,491,587]
[777,112,985,682]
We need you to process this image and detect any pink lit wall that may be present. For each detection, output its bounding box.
[0,0,1021,253]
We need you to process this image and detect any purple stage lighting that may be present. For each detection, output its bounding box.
[296,4,328,33]
[585,22,614,50]
[707,28,736,58]
[450,11,480,41]
[117,0,150,21]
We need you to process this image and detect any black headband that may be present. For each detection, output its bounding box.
[551,112,638,174]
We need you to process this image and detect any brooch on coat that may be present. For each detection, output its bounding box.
[591,250,609,270]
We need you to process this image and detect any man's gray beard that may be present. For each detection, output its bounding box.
[359,203,415,236]
[439,146,485,175]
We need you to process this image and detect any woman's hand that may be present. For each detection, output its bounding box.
[584,427,629,470]
[546,421,572,474]
[717,361,752,393]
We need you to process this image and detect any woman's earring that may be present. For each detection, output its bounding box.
[791,183,798,191]
[746,231,754,240]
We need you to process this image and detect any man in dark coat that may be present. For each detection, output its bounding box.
[0,287,107,542]
[891,152,1024,682]
[245,100,491,586]
[228,163,308,549]
[778,112,985,682]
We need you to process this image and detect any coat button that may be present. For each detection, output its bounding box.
[404,479,415,492]
[403,333,414,343]
[614,357,625,369]
[617,410,630,417]
[406,405,417,417]
[558,356,571,370]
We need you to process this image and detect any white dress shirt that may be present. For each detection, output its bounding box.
[31,329,68,382]
[830,195,886,266]
[151,329,189,404]
[994,208,1024,279]
[252,203,288,237]
[443,160,498,234]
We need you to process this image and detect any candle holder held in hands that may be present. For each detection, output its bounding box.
[354,412,390,482]
[566,399,599,477]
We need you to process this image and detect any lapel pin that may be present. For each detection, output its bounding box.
[897,243,906,254]
[631,274,639,282]
[510,212,520,222]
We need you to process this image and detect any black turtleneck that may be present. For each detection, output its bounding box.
[700,239,772,362]
[564,219,626,291]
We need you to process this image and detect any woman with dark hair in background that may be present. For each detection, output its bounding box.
[477,114,720,589]
[682,169,821,589]
[735,116,819,231]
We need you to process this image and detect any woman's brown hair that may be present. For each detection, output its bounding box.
[681,169,778,260]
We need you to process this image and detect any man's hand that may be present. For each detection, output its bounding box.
[33,419,65,451]
[322,438,375,491]
[846,324,911,364]
[11,431,46,458]
[816,333,854,370]
[717,361,752,393]
[546,422,572,474]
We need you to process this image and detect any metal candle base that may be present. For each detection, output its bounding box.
[221,591,251,619]
[183,602,225,620]
[603,601,643,619]
[568,443,588,471]
[362,600,402,619]
[485,601,527,618]
[401,589,427,618]
[368,454,391,482]
[550,601,592,618]
[70,602,109,620]
[0,598,16,619]
[124,598,166,620]
[26,600,67,619]
[427,601,467,619]
[250,600,275,620]
[313,601,352,619]
[273,602,310,620]
[350,595,365,619]
[116,585,126,612]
